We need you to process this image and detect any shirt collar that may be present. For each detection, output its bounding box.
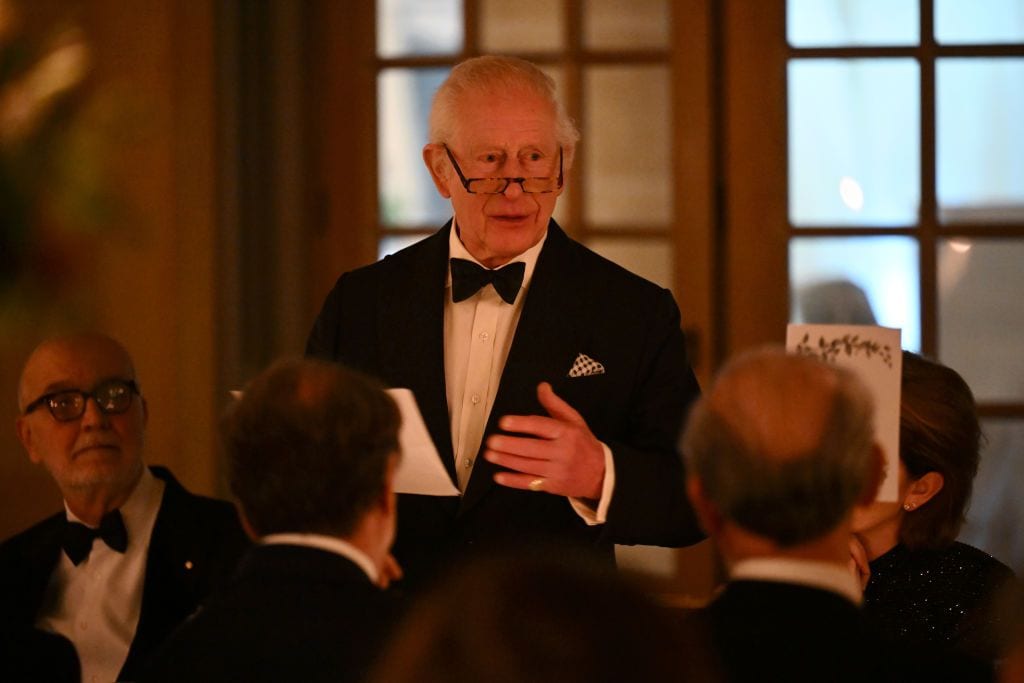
[260,532,379,584]
[730,556,863,605]
[446,219,547,294]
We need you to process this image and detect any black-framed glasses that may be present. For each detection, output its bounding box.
[23,379,140,422]
[443,146,563,195]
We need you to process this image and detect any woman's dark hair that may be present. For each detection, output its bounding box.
[899,351,982,549]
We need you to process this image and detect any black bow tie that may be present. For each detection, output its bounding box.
[450,258,525,305]
[62,509,128,565]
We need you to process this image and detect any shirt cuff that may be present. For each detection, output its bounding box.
[568,442,615,526]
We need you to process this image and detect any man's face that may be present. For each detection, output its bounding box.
[425,87,563,268]
[16,337,146,498]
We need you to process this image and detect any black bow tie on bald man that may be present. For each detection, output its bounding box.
[450,258,526,305]
[61,509,128,565]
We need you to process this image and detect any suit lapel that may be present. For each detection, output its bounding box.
[379,224,458,486]
[122,472,190,677]
[460,223,583,513]
[6,514,65,624]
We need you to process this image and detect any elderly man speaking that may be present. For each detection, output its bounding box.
[307,55,703,586]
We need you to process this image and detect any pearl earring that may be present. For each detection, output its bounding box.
[903,502,915,511]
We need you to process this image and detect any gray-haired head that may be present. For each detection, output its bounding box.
[428,55,580,170]
[683,347,877,546]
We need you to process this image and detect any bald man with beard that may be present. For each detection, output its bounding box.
[0,333,248,681]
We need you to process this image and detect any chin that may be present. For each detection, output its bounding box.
[65,458,137,491]
[851,504,894,535]
[494,230,544,258]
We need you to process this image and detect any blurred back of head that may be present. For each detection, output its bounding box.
[899,351,982,549]
[683,347,876,546]
[796,279,877,325]
[222,358,399,537]
[368,547,713,683]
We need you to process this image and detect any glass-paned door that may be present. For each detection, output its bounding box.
[784,0,1024,569]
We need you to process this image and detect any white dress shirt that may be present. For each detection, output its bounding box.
[730,556,863,605]
[444,224,614,523]
[261,533,379,584]
[36,466,165,683]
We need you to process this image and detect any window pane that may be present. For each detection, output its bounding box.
[935,0,1024,45]
[377,0,463,57]
[788,59,920,227]
[939,239,1024,402]
[479,0,563,53]
[960,419,1024,570]
[584,238,672,290]
[787,0,919,47]
[937,58,1024,223]
[790,236,920,351]
[379,234,429,259]
[584,65,672,228]
[378,68,453,228]
[539,66,572,229]
[583,0,670,50]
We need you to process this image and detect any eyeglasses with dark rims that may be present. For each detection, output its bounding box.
[23,379,141,422]
[443,145,563,195]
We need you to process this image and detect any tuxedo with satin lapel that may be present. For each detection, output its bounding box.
[307,220,704,586]
[138,545,401,683]
[0,466,250,680]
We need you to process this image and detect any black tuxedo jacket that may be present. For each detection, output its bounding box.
[0,466,249,680]
[695,580,992,683]
[139,544,401,683]
[0,626,80,682]
[307,220,703,585]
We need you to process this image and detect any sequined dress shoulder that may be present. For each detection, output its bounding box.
[863,541,1015,661]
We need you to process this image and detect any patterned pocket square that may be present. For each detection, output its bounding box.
[568,353,605,378]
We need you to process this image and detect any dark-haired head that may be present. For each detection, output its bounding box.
[898,351,981,549]
[222,357,400,538]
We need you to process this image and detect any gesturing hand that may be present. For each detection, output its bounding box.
[483,382,605,500]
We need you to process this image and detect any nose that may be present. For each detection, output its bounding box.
[80,396,111,429]
[501,179,526,198]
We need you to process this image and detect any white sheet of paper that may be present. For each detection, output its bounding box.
[786,324,902,502]
[387,388,460,496]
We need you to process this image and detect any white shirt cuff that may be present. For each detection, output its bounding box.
[568,442,615,526]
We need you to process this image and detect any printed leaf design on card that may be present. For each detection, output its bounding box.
[794,332,893,369]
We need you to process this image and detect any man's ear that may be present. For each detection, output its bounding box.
[686,476,722,537]
[858,443,887,505]
[15,416,41,465]
[238,508,260,541]
[904,471,944,511]
[422,144,453,198]
[378,452,399,517]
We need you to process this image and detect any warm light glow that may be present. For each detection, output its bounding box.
[949,239,972,254]
[839,176,865,212]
